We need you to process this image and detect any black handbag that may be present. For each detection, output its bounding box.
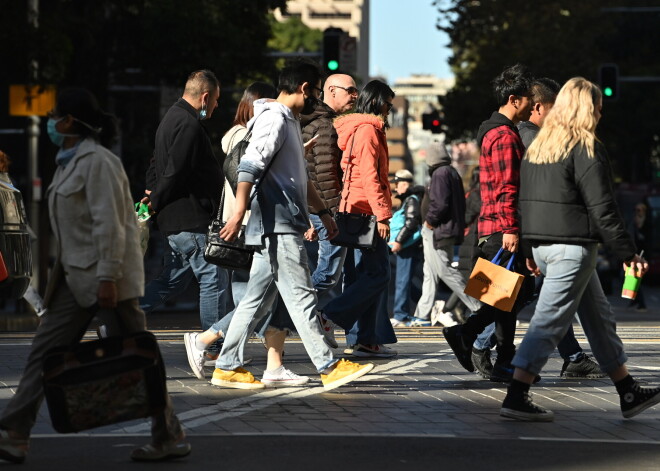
[204,212,254,271]
[204,129,280,270]
[42,329,168,433]
[331,211,378,249]
[330,134,379,250]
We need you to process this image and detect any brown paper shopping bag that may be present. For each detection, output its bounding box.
[464,248,524,312]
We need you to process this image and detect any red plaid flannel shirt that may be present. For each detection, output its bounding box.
[478,125,524,238]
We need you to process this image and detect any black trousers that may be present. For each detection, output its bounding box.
[461,232,534,365]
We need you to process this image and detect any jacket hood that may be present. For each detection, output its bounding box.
[333,113,385,151]
[395,184,425,202]
[248,99,294,128]
[300,100,337,128]
[476,111,518,147]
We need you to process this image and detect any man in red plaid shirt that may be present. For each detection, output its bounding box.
[444,64,534,382]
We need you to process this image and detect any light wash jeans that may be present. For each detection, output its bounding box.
[140,231,229,332]
[414,226,481,319]
[512,243,627,375]
[215,234,336,373]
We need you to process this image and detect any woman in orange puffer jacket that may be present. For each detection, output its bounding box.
[318,80,398,359]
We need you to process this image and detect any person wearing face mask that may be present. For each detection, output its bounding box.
[0,88,190,463]
[140,70,229,360]
[317,80,398,358]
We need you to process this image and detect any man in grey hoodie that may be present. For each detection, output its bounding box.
[189,59,374,391]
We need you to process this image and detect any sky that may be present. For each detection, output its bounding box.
[369,0,453,83]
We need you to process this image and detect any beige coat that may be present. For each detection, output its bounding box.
[44,138,144,308]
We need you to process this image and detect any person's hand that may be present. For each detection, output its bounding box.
[390,241,402,254]
[320,213,338,240]
[526,258,541,277]
[624,254,649,277]
[502,233,519,253]
[141,190,153,212]
[97,280,118,309]
[424,221,434,230]
[304,226,318,241]
[304,135,319,153]
[377,221,390,240]
[219,215,242,242]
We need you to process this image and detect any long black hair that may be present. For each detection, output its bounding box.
[56,88,119,148]
[354,80,394,116]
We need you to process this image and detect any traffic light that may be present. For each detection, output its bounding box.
[599,64,619,100]
[422,109,442,133]
[323,28,343,73]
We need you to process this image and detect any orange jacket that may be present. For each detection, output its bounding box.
[334,113,392,222]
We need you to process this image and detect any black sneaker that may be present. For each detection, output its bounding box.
[442,325,474,372]
[490,364,541,384]
[560,355,606,379]
[500,391,555,422]
[472,348,493,379]
[620,382,660,418]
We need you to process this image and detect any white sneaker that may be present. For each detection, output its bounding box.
[261,367,310,387]
[430,300,447,326]
[183,332,206,380]
[390,318,408,327]
[436,311,458,327]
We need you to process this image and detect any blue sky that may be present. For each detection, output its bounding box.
[369,0,453,82]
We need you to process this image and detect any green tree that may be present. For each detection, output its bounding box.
[268,15,322,53]
[434,0,660,183]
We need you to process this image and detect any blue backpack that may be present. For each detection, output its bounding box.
[389,194,422,249]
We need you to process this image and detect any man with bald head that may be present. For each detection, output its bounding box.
[300,73,358,314]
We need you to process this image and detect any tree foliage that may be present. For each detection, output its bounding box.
[0,0,286,195]
[434,0,660,182]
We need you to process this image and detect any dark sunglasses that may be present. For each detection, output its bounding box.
[333,85,359,96]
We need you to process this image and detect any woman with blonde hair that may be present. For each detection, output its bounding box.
[500,77,657,421]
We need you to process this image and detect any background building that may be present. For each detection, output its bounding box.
[274,0,369,83]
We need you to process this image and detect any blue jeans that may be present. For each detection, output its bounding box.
[324,236,396,346]
[393,244,422,322]
[305,214,347,309]
[512,243,627,375]
[140,231,229,333]
[209,269,249,336]
[216,234,336,373]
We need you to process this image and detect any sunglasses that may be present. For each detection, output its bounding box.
[333,85,359,96]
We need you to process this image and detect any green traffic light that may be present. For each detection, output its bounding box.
[604,87,613,97]
[327,60,339,71]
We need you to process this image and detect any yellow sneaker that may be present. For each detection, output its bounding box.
[321,359,374,391]
[211,367,265,389]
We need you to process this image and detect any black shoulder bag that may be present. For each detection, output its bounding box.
[204,131,282,271]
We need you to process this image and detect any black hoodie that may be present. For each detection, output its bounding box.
[476,111,520,148]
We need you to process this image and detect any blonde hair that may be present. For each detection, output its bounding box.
[526,77,602,164]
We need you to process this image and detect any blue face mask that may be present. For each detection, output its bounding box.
[47,117,78,148]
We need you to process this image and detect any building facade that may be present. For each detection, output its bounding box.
[274,0,369,84]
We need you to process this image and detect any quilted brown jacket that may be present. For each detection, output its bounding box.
[300,100,342,213]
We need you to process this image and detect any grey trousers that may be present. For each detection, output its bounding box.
[414,227,482,319]
[0,282,183,444]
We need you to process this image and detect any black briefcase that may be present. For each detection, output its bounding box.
[42,331,167,433]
